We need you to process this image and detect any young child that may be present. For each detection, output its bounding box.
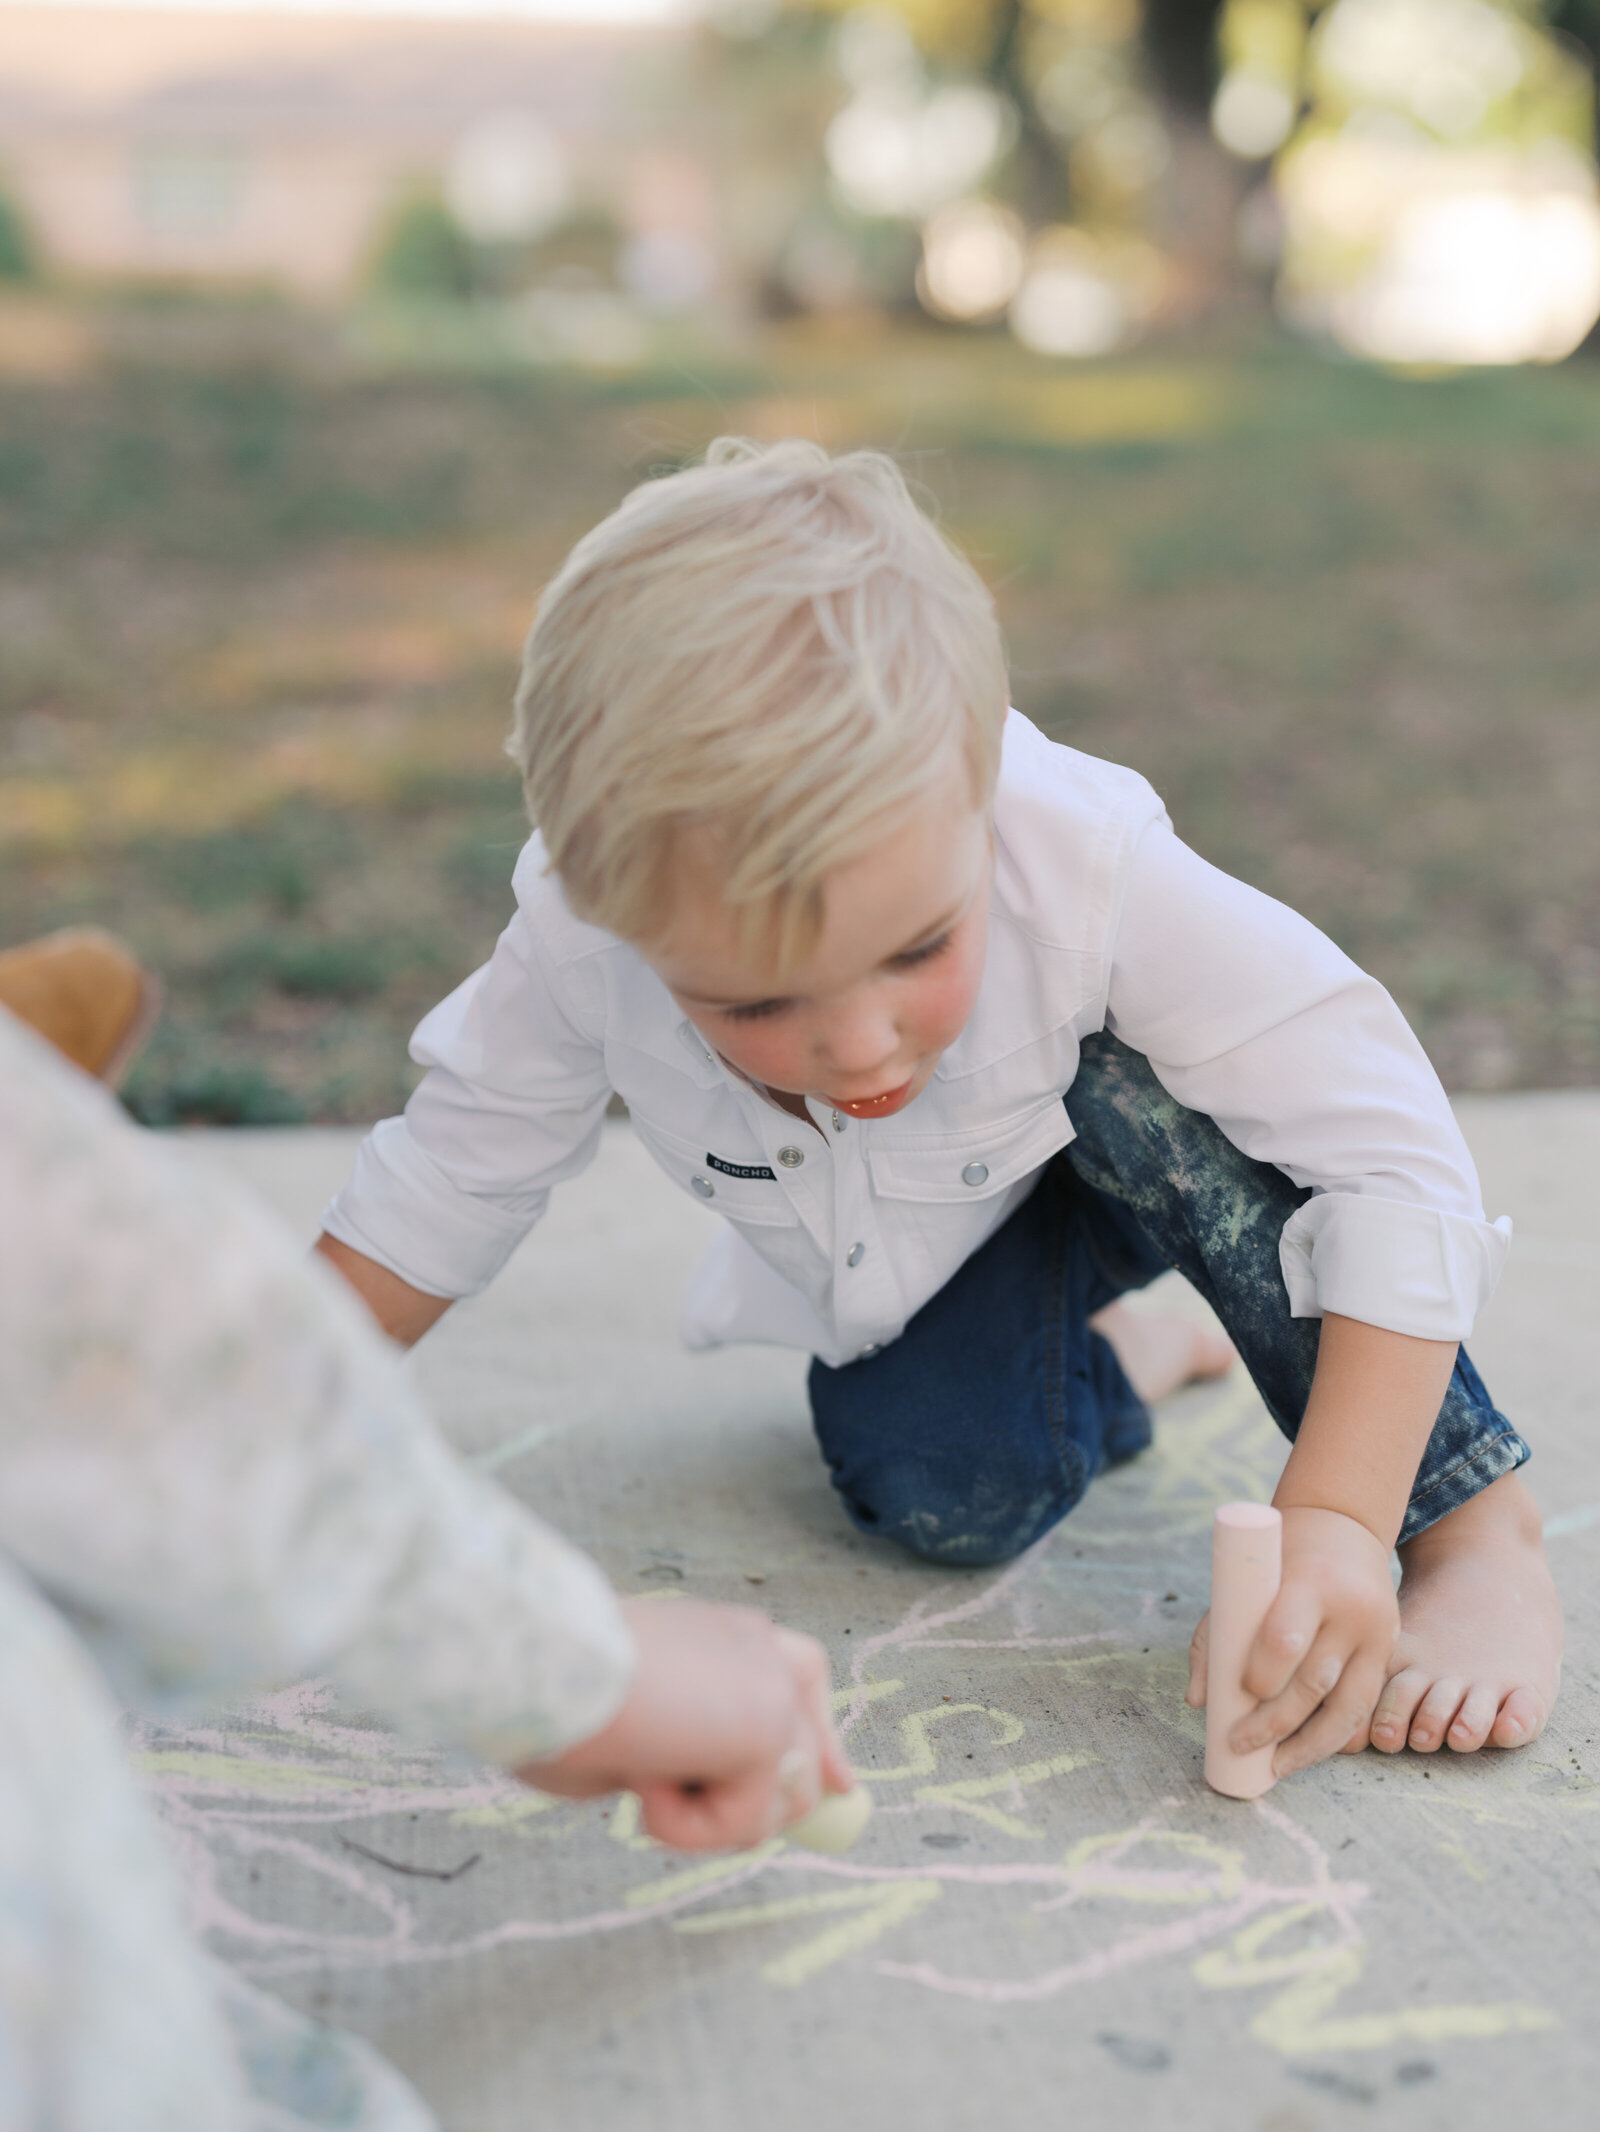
[0,1003,847,2129]
[319,438,1562,1779]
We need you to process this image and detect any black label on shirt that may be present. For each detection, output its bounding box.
[705,1152,777,1181]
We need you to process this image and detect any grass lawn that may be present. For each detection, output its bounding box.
[3,309,1598,1121]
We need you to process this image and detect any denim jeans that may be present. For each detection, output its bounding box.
[808,1032,1529,1565]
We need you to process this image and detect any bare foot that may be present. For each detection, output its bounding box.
[1089,1301,1235,1406]
[1362,1473,1562,1756]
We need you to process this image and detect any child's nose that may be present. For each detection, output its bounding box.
[818,997,900,1078]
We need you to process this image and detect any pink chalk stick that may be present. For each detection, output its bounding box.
[1203,1501,1283,1800]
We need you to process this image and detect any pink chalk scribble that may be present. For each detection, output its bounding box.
[135,1541,1374,2020]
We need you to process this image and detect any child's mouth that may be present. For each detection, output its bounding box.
[827,1077,916,1119]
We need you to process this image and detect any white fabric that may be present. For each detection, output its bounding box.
[0,1012,633,1769]
[326,711,1509,1356]
[0,1554,436,2132]
[0,1008,637,2127]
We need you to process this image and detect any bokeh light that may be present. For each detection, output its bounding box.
[1007,225,1160,355]
[446,111,571,243]
[1216,0,1600,367]
[1211,72,1296,160]
[917,198,1027,320]
[826,80,1014,221]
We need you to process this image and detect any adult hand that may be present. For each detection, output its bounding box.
[1185,1506,1398,1775]
[515,1598,854,1851]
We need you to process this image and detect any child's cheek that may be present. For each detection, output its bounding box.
[914,949,984,1050]
[721,1023,807,1087]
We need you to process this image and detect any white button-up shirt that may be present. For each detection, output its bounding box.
[325,711,1509,1365]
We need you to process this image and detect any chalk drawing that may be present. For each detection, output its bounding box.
[676,1881,943,1988]
[133,1374,1560,2071]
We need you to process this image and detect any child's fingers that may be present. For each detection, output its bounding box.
[1240,1585,1324,1705]
[637,1760,802,1853]
[1229,1630,1348,1754]
[1186,1611,1210,1707]
[775,1627,854,1795]
[1271,1650,1388,1777]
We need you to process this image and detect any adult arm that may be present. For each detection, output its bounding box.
[0,1013,850,1843]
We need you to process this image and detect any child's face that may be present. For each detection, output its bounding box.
[645,761,991,1120]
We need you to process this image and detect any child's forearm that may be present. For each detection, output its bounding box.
[314,1234,455,1349]
[1273,1312,1459,1549]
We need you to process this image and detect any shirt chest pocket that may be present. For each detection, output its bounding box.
[628,1116,805,1228]
[866,1098,1076,1204]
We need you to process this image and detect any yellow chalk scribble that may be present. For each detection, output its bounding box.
[1195,1902,1556,2055]
[914,1749,1096,1839]
[675,1879,942,1988]
[863,1703,1027,1783]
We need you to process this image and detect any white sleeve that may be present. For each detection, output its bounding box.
[1103,822,1510,1341]
[323,902,613,1299]
[0,1013,632,1766]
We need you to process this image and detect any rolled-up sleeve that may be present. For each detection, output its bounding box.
[324,898,613,1299]
[0,1012,633,1766]
[1103,822,1510,1341]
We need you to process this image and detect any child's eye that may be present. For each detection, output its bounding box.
[723,997,790,1023]
[891,931,953,970]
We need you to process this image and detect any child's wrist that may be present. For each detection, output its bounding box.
[1271,1493,1398,1557]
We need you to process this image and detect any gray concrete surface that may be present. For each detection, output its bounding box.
[148,1098,1600,2132]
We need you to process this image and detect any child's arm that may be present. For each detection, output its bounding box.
[2,1014,849,1847]
[1186,1313,1457,1770]
[321,870,618,1333]
[521,1599,853,1850]
[314,1233,454,1348]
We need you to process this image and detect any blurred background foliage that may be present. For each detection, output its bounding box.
[1,0,1599,1121]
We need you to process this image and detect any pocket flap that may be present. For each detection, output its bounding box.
[867,1100,1075,1203]
[629,1116,804,1227]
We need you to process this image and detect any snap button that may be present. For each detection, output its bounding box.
[856,1342,881,1360]
[831,1110,847,1133]
[777,1145,805,1168]
[961,1161,990,1187]
[691,1175,716,1199]
[846,1241,865,1268]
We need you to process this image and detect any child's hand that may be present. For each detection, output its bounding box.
[1185,1506,1399,1775]
[515,1598,854,1851]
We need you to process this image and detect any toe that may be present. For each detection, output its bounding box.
[1445,1684,1500,1753]
[1369,1666,1430,1754]
[1408,1678,1467,1754]
[1491,1686,1547,1750]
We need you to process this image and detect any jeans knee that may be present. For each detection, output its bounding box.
[823,1449,1086,1567]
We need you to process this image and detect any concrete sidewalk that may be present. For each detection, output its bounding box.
[155,1097,1600,2132]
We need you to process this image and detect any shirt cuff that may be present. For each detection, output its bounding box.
[1279,1192,1512,1343]
[322,1116,545,1300]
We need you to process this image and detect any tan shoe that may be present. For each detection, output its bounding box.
[0,927,162,1086]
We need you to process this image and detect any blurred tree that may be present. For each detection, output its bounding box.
[1141,0,1228,109]
[368,197,478,303]
[0,185,36,282]
[1551,0,1600,66]
[759,0,1246,303]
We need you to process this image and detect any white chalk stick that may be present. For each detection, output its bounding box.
[786,1785,873,1853]
[1203,1501,1283,1800]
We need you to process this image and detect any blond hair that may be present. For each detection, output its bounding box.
[508,437,1009,970]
